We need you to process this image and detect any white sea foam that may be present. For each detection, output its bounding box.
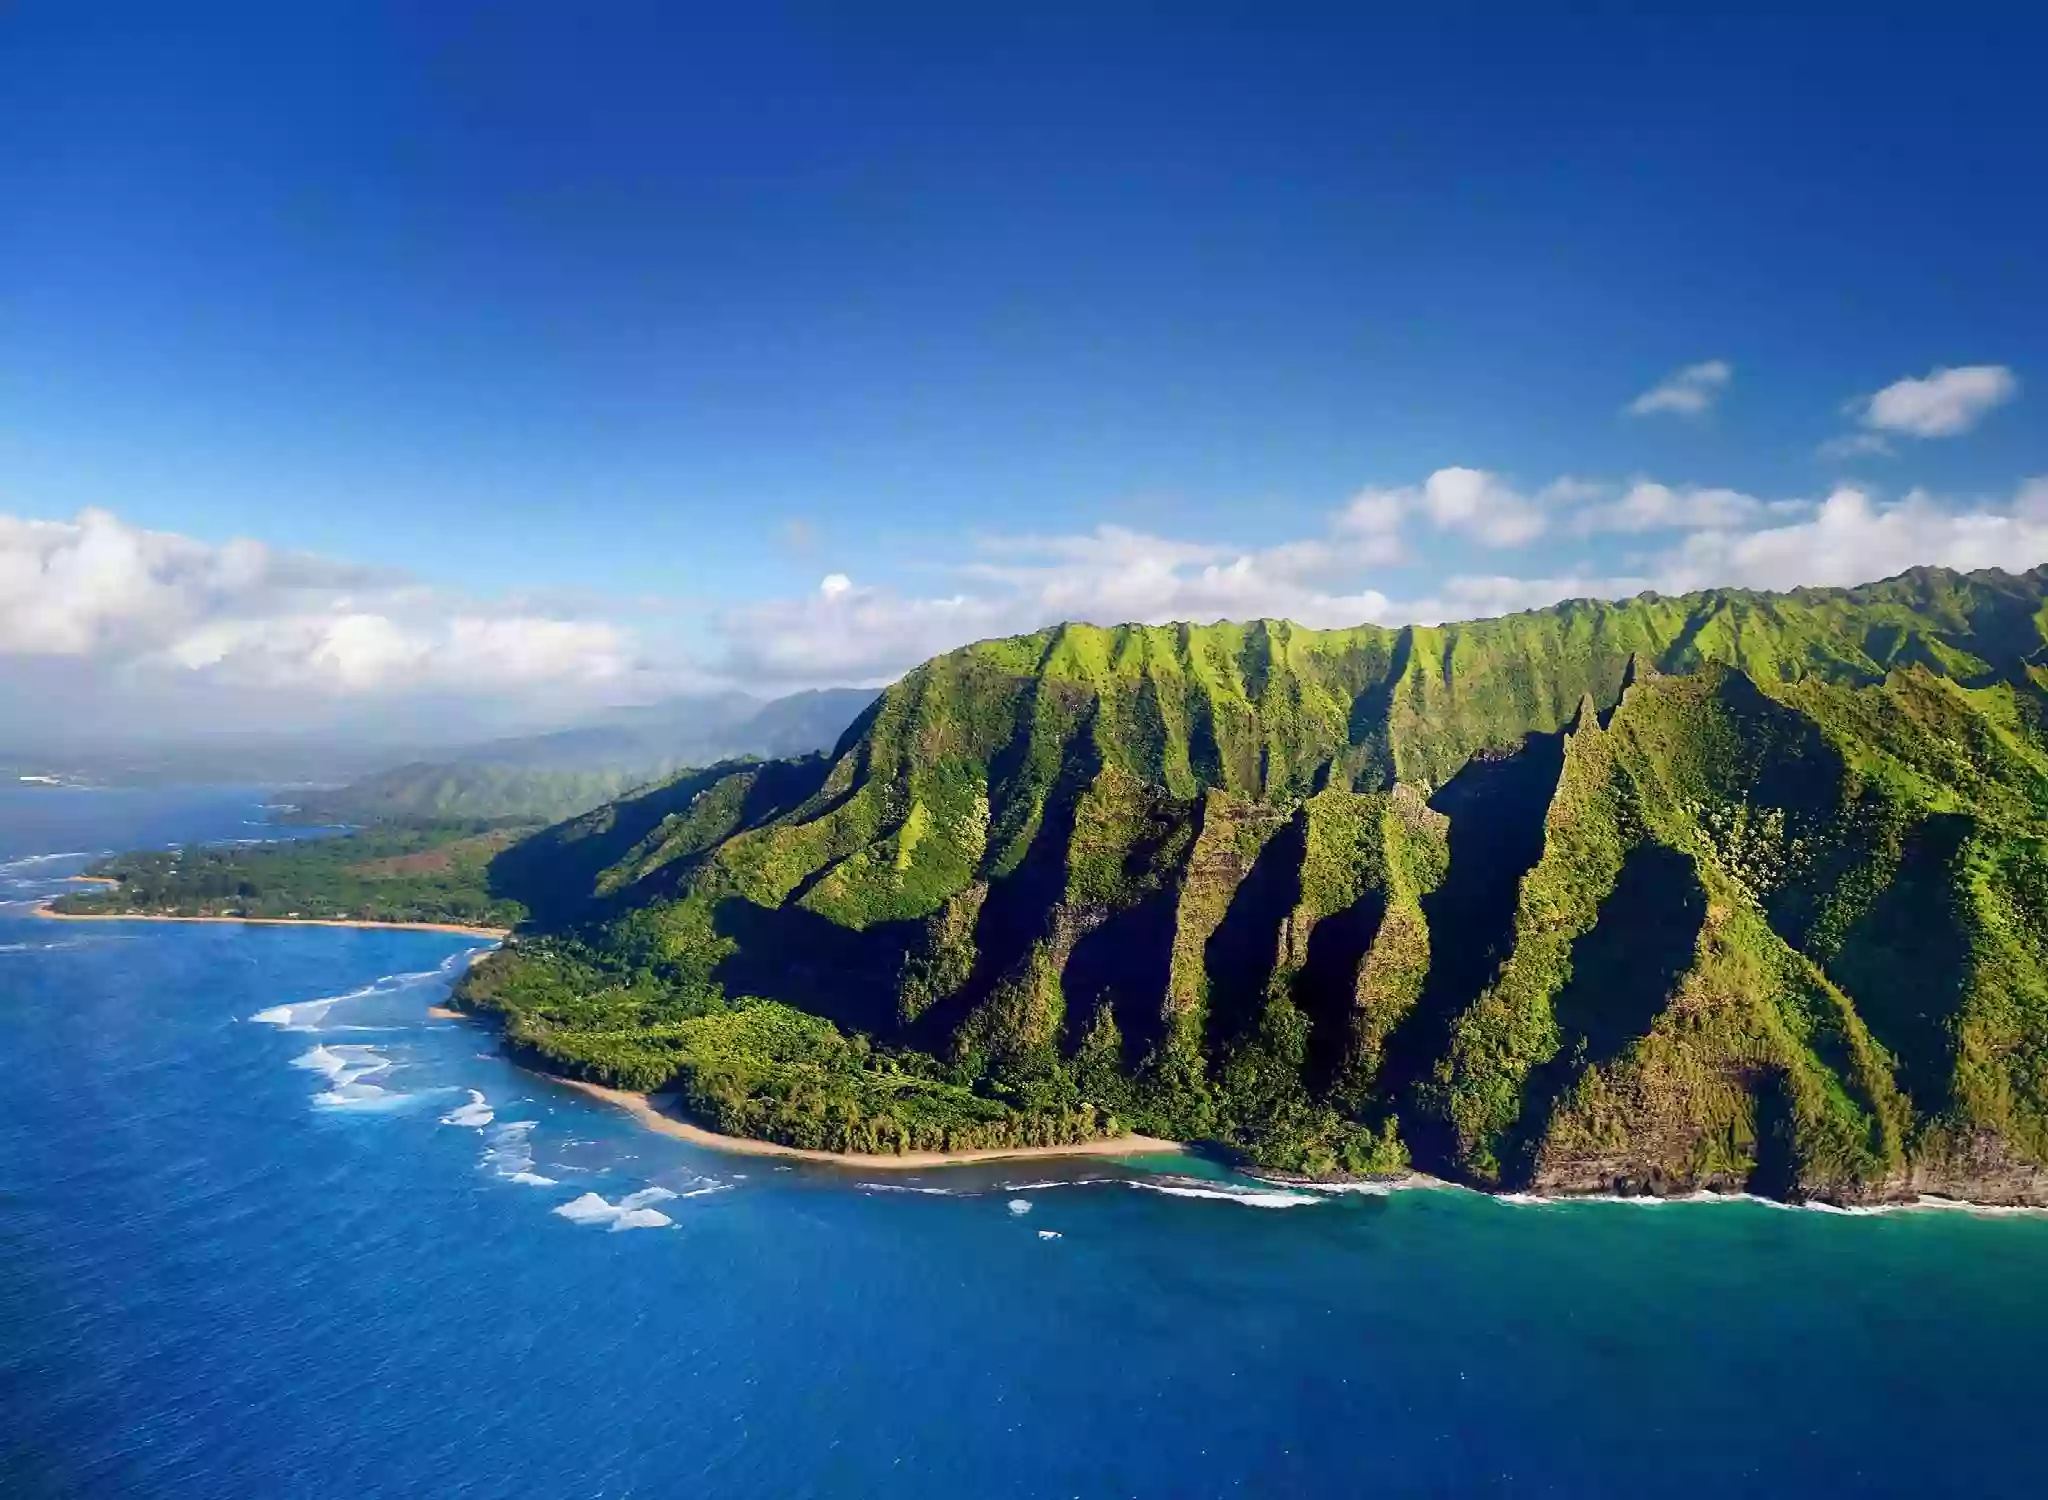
[553,1192,621,1224]
[290,1043,392,1089]
[1126,1177,1320,1209]
[617,1186,678,1210]
[440,1090,494,1128]
[608,1207,675,1231]
[0,851,89,871]
[858,1183,956,1196]
[1292,1180,1397,1196]
[1007,1198,1033,1216]
[250,960,469,1030]
[552,1189,677,1230]
[480,1121,557,1185]
[312,1082,414,1111]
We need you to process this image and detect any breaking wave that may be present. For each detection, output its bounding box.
[0,851,89,871]
[552,1186,679,1231]
[440,1090,494,1129]
[291,1043,392,1087]
[481,1120,557,1186]
[1125,1177,1320,1209]
[250,955,472,1030]
[858,1183,956,1196]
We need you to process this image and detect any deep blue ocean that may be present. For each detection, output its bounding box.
[6,788,2048,1497]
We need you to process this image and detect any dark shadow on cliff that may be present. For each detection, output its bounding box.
[1202,812,1306,1054]
[1508,842,1707,1185]
[1825,813,1971,1116]
[1063,886,1181,1065]
[1376,729,1566,1172]
[1296,889,1387,1092]
[712,898,924,1038]
[1746,1069,1800,1200]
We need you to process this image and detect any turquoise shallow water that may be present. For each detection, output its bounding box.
[6,788,2048,1497]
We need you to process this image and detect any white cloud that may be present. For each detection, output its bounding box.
[1855,364,2017,438]
[1655,483,2048,594]
[0,508,635,697]
[1418,468,1547,546]
[1627,360,1732,417]
[1570,482,1765,534]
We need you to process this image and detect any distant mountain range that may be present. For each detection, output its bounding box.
[296,687,878,823]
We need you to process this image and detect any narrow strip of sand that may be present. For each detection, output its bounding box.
[547,1073,1186,1170]
[34,902,508,940]
[64,874,120,886]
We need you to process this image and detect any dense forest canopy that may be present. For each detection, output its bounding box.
[52,822,530,930]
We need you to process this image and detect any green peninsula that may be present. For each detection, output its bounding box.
[51,821,531,931]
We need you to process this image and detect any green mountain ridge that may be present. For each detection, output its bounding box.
[462,564,2048,1203]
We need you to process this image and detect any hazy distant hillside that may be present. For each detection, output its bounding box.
[301,688,878,823]
[463,565,2048,1204]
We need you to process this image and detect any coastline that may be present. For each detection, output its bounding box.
[429,1005,2048,1210]
[549,1072,1187,1170]
[433,999,1186,1169]
[35,901,509,940]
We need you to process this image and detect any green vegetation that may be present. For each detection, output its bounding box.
[50,822,531,929]
[454,564,2048,1201]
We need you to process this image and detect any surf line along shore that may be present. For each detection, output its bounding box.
[33,901,510,940]
[428,1001,1186,1170]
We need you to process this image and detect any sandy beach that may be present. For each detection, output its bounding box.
[34,902,509,940]
[546,1073,1186,1169]
[64,874,120,886]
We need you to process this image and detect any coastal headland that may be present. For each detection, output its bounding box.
[35,902,509,940]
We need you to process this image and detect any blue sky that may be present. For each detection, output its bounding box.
[2,2,2044,731]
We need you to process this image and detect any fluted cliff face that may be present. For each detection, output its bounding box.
[471,565,2048,1200]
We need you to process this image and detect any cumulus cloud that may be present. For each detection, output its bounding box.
[1569,481,1766,534]
[1417,468,1547,546]
[1855,364,2017,438]
[1627,360,1732,417]
[0,508,637,698]
[1655,483,2048,594]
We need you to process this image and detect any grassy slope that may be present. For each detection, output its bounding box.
[461,565,2048,1198]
